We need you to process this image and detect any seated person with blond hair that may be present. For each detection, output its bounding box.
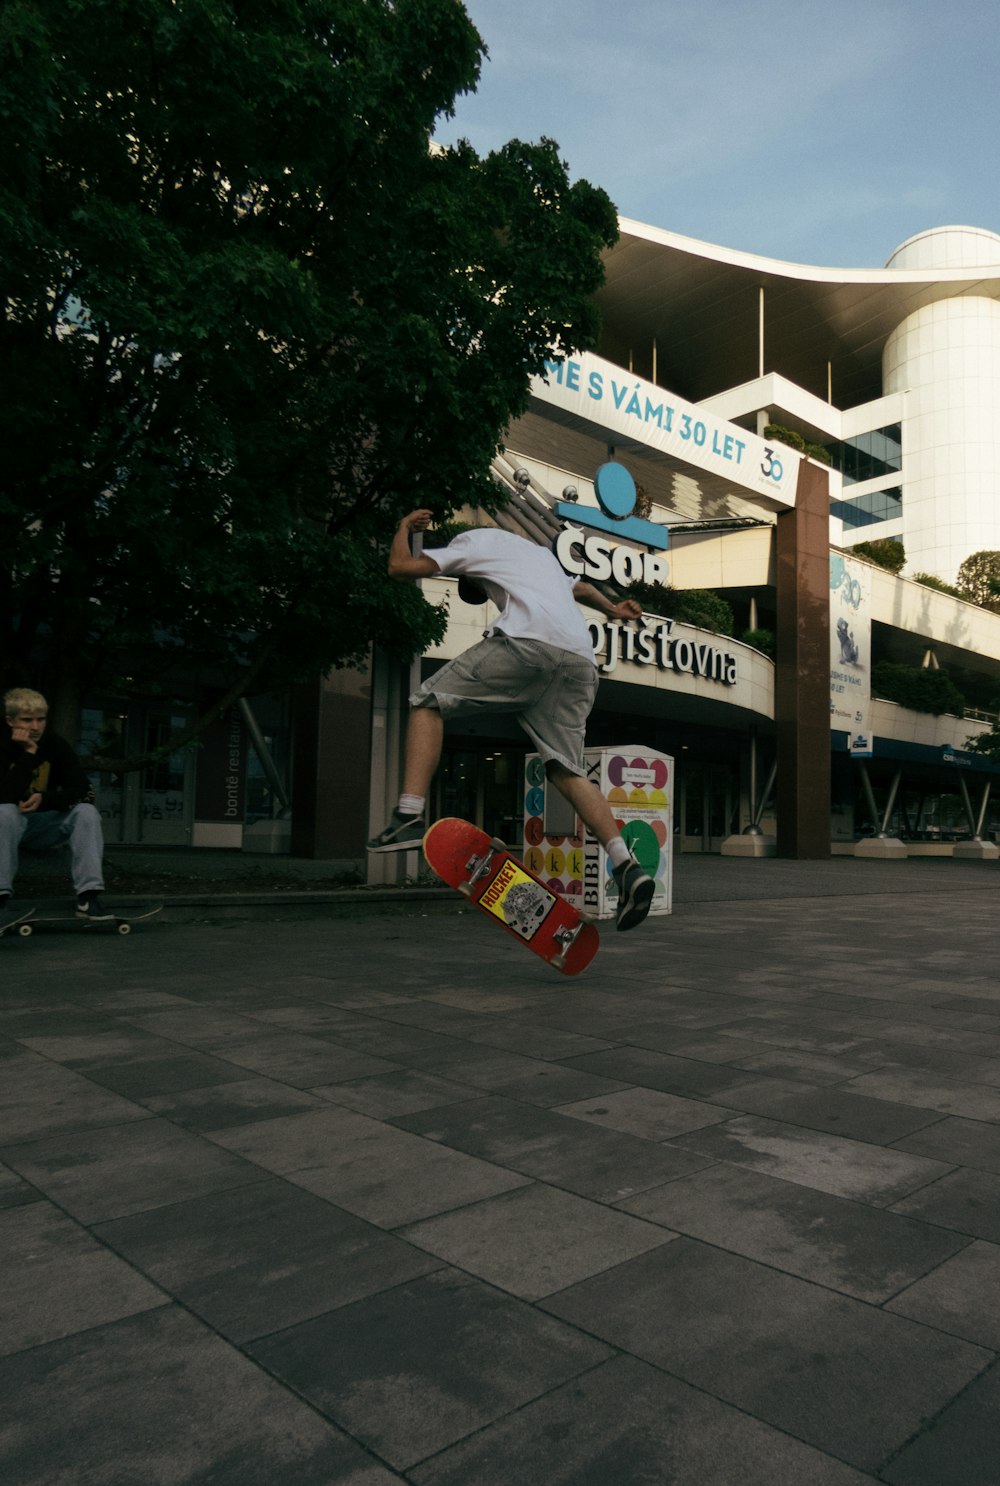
[0,688,111,921]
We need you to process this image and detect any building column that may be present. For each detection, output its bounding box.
[291,662,373,860]
[774,457,831,858]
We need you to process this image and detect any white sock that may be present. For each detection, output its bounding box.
[606,836,631,868]
[398,794,425,817]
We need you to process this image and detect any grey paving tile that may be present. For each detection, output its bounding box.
[94,1177,442,1343]
[881,1360,1000,1485]
[886,1241,1000,1349]
[310,1068,483,1118]
[541,1240,991,1472]
[0,1161,40,1209]
[0,1304,404,1485]
[891,1167,1000,1242]
[394,1095,713,1203]
[15,1026,181,1065]
[891,1115,1000,1174]
[143,1076,328,1131]
[400,1182,674,1299]
[618,1162,969,1301]
[721,1021,902,1058]
[664,1034,874,1083]
[205,1103,530,1227]
[562,1044,771,1098]
[288,1135,530,1228]
[843,1068,1000,1122]
[1,1117,261,1223]
[452,1019,619,1061]
[409,1354,876,1486]
[670,1115,954,1205]
[250,1004,469,1058]
[712,1080,944,1144]
[0,1054,151,1146]
[249,1268,612,1470]
[554,1085,733,1140]
[76,1050,253,1099]
[207,1031,400,1087]
[122,1004,281,1047]
[0,1201,164,1355]
[470,1060,634,1108]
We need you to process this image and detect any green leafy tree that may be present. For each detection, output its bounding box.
[956,552,1000,610]
[763,423,831,466]
[872,661,965,717]
[625,582,734,636]
[911,573,963,598]
[851,539,905,574]
[0,0,618,754]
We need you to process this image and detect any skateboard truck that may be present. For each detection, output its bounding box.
[552,920,587,971]
[459,837,508,896]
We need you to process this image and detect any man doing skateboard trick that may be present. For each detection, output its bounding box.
[367,510,655,932]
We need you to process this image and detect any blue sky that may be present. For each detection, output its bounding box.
[434,0,1000,269]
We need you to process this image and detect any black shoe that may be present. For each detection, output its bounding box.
[366,809,426,854]
[612,856,655,931]
[76,891,114,922]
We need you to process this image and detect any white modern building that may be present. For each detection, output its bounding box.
[355,219,1000,871]
[596,220,1000,584]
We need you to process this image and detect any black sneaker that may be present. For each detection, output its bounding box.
[612,856,655,932]
[76,891,114,922]
[366,810,426,854]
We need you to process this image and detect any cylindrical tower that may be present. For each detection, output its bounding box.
[882,226,1000,583]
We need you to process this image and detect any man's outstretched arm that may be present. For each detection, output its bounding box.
[388,509,442,580]
[572,581,643,622]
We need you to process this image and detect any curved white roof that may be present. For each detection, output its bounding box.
[597,219,1000,409]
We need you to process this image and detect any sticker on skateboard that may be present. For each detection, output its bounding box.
[423,818,598,975]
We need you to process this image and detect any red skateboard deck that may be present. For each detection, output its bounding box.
[423,818,599,976]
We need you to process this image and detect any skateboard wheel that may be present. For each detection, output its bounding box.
[17,923,33,937]
[552,954,566,971]
[489,836,507,851]
[458,882,473,898]
[117,922,131,935]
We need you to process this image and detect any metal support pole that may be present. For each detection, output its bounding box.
[957,773,977,836]
[858,763,879,835]
[752,760,777,830]
[237,698,290,813]
[976,780,992,838]
[880,768,902,835]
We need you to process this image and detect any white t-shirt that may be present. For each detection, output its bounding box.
[428,529,596,664]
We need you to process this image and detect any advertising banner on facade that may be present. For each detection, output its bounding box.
[530,351,800,509]
[830,553,872,756]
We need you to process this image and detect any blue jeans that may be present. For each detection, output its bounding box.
[0,802,105,896]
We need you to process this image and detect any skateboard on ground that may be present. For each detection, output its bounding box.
[0,906,36,939]
[21,904,163,936]
[423,817,599,976]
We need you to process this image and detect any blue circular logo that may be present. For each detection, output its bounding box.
[594,462,637,519]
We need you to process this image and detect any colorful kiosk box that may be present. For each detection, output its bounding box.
[523,747,673,920]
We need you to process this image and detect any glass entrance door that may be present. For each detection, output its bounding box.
[680,761,736,853]
[138,708,194,845]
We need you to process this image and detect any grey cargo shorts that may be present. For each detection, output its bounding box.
[410,634,599,777]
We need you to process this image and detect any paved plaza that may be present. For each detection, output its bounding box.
[2,855,1000,1483]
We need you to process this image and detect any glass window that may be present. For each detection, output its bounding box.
[826,424,902,486]
[832,487,903,530]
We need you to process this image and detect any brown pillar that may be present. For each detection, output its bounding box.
[291,662,373,858]
[774,458,831,858]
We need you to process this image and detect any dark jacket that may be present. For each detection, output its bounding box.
[0,730,95,812]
